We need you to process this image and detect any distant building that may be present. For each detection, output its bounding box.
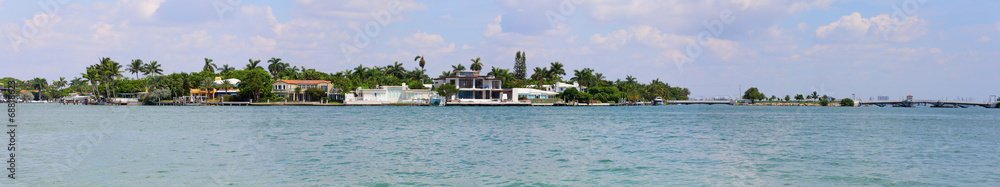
[190,77,240,99]
[345,83,433,104]
[271,80,339,101]
[510,88,559,102]
[877,96,889,101]
[433,70,507,102]
[529,81,586,93]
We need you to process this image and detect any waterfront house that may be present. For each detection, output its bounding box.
[190,77,240,100]
[529,81,586,93]
[271,79,339,101]
[433,70,507,102]
[345,83,433,104]
[510,88,559,102]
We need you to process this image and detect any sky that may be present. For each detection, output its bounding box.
[1,0,998,100]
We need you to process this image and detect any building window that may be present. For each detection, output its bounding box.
[459,79,473,88]
[459,72,473,76]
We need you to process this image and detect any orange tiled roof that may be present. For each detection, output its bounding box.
[274,80,331,84]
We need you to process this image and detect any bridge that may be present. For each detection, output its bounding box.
[858,99,997,108]
[666,100,736,105]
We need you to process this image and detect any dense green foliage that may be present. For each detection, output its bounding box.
[743,87,766,102]
[435,83,458,99]
[840,98,855,107]
[12,51,690,104]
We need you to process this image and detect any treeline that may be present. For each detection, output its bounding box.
[4,51,690,103]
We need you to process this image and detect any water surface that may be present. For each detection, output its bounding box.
[6,104,1000,186]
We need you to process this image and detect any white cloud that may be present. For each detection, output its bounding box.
[816,12,928,42]
[484,15,503,37]
[440,14,453,21]
[977,36,991,42]
[797,22,809,32]
[387,31,447,48]
[590,25,691,50]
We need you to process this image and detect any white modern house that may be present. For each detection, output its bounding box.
[510,88,559,102]
[433,70,508,102]
[345,83,433,105]
[529,81,586,93]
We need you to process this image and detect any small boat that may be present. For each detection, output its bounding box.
[653,97,665,105]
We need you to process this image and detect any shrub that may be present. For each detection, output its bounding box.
[819,99,830,106]
[840,98,855,107]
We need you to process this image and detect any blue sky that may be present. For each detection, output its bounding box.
[2,0,998,100]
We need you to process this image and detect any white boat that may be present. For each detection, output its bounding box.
[653,97,665,105]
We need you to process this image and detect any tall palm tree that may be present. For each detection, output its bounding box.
[53,77,67,90]
[203,58,217,73]
[469,57,483,71]
[531,67,548,82]
[414,55,425,69]
[145,61,163,76]
[246,59,262,70]
[267,57,284,77]
[548,62,565,82]
[127,59,144,79]
[82,66,100,96]
[388,61,405,78]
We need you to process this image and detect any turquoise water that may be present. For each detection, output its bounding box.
[4,104,1000,186]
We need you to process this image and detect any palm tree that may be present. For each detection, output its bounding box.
[387,61,405,78]
[451,64,466,72]
[203,58,217,73]
[53,77,67,90]
[548,62,565,82]
[531,67,548,82]
[127,59,144,79]
[246,59,262,70]
[414,55,426,69]
[144,61,163,76]
[220,64,235,74]
[82,66,100,97]
[267,57,284,77]
[469,57,484,71]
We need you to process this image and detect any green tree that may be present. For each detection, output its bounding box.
[548,62,565,81]
[785,95,791,101]
[820,98,830,106]
[809,91,819,99]
[236,68,272,101]
[414,55,426,69]
[435,83,459,101]
[53,77,67,90]
[18,91,34,101]
[469,57,483,71]
[144,61,163,76]
[795,94,805,101]
[514,51,527,80]
[267,57,285,77]
[304,87,326,101]
[203,58,217,73]
[220,64,235,74]
[742,87,766,103]
[839,98,855,107]
[769,95,777,101]
[245,59,262,70]
[127,59,144,79]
